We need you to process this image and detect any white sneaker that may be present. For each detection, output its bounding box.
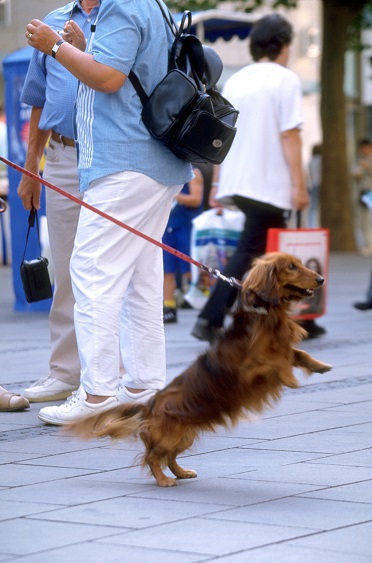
[38,386,119,426]
[24,376,78,402]
[116,378,157,404]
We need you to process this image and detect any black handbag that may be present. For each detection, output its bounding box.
[20,209,53,303]
[129,4,239,165]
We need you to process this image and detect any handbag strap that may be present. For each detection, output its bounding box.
[22,209,41,262]
[128,1,192,103]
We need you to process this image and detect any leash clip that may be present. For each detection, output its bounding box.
[210,268,242,290]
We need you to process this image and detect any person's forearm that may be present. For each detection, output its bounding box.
[281,128,305,192]
[26,19,126,93]
[281,128,309,210]
[176,193,201,207]
[53,42,125,92]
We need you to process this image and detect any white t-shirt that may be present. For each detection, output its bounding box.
[217,61,303,210]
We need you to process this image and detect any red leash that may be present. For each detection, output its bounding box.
[0,155,242,290]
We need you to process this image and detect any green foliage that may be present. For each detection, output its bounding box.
[348,3,372,51]
[165,0,297,12]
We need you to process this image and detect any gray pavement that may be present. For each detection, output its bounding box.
[0,252,372,562]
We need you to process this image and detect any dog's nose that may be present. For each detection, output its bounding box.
[316,276,324,286]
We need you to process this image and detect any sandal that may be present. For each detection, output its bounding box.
[0,385,30,412]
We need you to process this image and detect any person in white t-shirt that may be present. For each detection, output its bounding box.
[192,13,325,342]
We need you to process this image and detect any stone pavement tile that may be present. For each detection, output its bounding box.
[0,463,94,487]
[32,495,228,529]
[262,397,342,418]
[231,409,372,440]
[0,476,156,505]
[0,518,127,558]
[95,517,315,557]
[301,479,372,503]
[287,521,372,558]
[249,426,372,454]
[206,496,372,530]
[128,476,319,507]
[0,499,65,521]
[338,419,372,435]
[236,461,372,487]
[17,445,140,471]
[73,466,158,486]
[0,421,37,432]
[0,434,110,454]
[310,449,372,467]
[217,543,371,562]
[323,401,372,414]
[8,543,210,563]
[0,451,47,463]
[180,447,324,474]
[291,382,372,405]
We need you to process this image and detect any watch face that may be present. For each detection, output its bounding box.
[52,39,64,58]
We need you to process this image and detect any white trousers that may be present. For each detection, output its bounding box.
[44,142,82,385]
[70,171,181,396]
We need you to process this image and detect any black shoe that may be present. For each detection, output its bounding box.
[163,307,177,324]
[191,318,220,343]
[180,298,193,309]
[353,301,372,311]
[300,319,326,339]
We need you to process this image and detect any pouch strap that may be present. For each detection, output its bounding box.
[152,0,182,38]
[22,209,41,262]
[128,70,149,105]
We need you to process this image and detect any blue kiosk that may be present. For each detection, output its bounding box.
[2,46,51,311]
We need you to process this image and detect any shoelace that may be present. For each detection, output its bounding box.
[33,376,52,386]
[65,390,81,406]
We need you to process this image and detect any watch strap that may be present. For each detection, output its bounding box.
[51,38,65,58]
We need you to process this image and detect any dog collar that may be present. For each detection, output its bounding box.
[243,305,268,315]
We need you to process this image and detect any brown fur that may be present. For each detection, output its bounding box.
[67,252,332,487]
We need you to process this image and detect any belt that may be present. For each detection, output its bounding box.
[50,130,76,147]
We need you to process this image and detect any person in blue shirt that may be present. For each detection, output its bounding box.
[26,0,193,425]
[18,0,100,404]
[163,168,204,323]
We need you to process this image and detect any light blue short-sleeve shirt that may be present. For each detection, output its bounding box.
[76,0,193,191]
[20,1,99,139]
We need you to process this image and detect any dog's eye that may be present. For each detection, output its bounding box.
[288,263,297,271]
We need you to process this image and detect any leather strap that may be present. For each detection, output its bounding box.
[22,209,41,262]
[51,130,75,147]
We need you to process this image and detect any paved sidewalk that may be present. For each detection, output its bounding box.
[0,253,372,562]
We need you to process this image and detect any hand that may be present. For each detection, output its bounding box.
[208,186,220,208]
[17,175,42,211]
[61,20,87,51]
[25,19,60,55]
[292,187,310,211]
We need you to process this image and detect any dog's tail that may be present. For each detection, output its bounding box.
[65,403,149,440]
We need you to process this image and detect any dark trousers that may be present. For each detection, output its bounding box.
[198,196,289,327]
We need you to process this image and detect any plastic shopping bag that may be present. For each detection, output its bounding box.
[184,207,245,310]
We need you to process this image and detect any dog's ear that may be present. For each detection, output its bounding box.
[242,260,279,306]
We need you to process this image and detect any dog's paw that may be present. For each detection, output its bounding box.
[285,377,300,389]
[177,469,197,480]
[157,476,178,487]
[315,363,332,374]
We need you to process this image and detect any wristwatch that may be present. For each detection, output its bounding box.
[51,39,65,58]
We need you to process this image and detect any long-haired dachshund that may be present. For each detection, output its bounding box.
[68,252,332,487]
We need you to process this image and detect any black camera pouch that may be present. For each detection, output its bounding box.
[20,209,53,303]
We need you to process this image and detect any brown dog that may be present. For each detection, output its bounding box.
[68,252,332,487]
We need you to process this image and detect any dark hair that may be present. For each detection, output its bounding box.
[249,14,293,62]
[358,138,371,148]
